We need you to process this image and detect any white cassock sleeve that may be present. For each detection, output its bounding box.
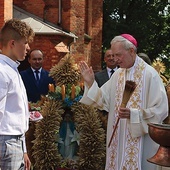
[129,68,168,138]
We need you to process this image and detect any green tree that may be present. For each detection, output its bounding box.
[103,0,170,76]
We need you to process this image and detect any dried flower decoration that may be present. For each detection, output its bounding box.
[152,59,168,85]
[49,55,81,86]
[31,55,106,170]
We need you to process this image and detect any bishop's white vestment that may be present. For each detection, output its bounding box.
[80,56,168,170]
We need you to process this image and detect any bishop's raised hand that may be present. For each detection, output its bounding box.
[79,61,94,88]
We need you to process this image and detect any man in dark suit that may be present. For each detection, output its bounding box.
[95,49,118,87]
[20,49,54,103]
[95,49,118,130]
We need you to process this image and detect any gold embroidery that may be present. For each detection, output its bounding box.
[107,70,125,170]
[107,58,145,170]
[121,58,145,169]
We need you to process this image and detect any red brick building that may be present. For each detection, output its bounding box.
[0,0,103,72]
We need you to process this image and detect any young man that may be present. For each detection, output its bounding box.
[0,18,34,170]
[20,49,54,103]
[79,34,168,170]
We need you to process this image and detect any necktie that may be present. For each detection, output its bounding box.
[110,69,114,77]
[35,70,40,85]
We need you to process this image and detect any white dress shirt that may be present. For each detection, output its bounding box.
[0,54,29,135]
[31,67,42,80]
[106,67,118,78]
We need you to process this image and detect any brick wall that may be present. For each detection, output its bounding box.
[0,0,13,50]
[28,35,72,71]
[0,1,5,27]
[91,0,103,72]
[0,0,103,72]
[0,0,13,27]
[14,0,45,19]
[68,0,103,72]
[69,0,86,63]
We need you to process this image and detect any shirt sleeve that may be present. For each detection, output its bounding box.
[22,134,27,153]
[0,72,8,122]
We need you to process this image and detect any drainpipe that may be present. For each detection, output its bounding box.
[58,0,62,25]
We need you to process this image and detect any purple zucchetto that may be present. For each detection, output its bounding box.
[121,34,137,47]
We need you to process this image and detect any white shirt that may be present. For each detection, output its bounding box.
[106,67,118,78]
[0,54,29,135]
[31,67,42,80]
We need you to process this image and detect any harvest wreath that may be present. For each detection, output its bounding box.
[27,55,106,170]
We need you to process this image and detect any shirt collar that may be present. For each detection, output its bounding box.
[106,67,117,72]
[31,67,42,73]
[0,54,20,71]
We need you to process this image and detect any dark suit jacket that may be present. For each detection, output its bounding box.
[95,69,109,87]
[20,67,54,103]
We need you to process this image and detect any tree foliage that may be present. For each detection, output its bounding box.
[103,0,170,75]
